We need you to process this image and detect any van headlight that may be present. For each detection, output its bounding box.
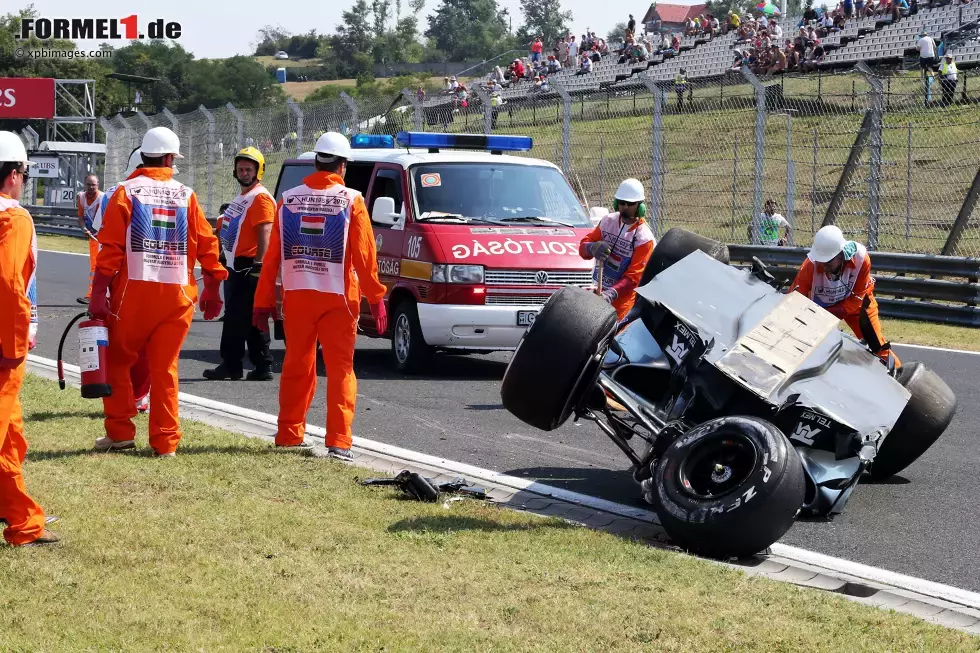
[431,264,484,284]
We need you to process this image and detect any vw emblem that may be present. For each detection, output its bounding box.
[535,270,549,284]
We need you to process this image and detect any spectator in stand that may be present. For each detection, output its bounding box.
[547,54,562,73]
[918,31,939,72]
[671,33,681,52]
[785,41,801,70]
[567,36,579,66]
[577,52,593,74]
[530,36,543,65]
[801,39,825,71]
[767,43,788,74]
[628,13,636,36]
[558,37,569,67]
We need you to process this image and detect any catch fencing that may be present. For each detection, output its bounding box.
[97,64,980,256]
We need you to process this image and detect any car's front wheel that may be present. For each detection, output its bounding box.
[391,299,432,374]
[648,415,805,560]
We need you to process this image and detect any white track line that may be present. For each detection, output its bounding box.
[25,352,980,611]
[39,249,88,257]
[894,342,980,357]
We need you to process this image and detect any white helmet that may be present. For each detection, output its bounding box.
[140,126,184,159]
[614,177,645,203]
[0,131,36,166]
[808,225,847,263]
[313,131,352,161]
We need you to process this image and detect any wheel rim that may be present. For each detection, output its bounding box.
[677,433,759,499]
[394,314,411,363]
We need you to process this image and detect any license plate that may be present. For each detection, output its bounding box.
[517,310,538,327]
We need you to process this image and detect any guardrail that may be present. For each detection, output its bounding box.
[728,245,980,327]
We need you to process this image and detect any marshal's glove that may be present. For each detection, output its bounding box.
[601,287,618,304]
[587,241,613,260]
[252,307,277,333]
[200,273,223,321]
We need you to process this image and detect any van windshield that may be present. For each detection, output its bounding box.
[409,162,592,227]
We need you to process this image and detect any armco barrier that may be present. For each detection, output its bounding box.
[728,244,980,327]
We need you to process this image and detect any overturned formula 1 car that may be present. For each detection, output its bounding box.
[500,228,957,560]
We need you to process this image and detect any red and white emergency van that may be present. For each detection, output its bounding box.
[271,131,603,372]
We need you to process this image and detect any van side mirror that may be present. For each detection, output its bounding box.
[372,196,400,226]
[589,206,608,225]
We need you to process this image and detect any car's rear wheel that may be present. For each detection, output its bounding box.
[391,299,432,374]
[648,415,805,560]
[640,228,730,287]
[500,286,619,431]
[870,361,957,480]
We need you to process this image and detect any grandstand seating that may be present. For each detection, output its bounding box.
[420,0,978,113]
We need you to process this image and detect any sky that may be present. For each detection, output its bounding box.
[15,0,704,60]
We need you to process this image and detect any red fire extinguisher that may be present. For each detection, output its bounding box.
[58,312,112,399]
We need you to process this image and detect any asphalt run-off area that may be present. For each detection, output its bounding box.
[35,249,980,593]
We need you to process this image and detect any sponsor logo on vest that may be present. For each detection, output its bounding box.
[290,245,332,258]
[151,207,176,229]
[299,215,326,235]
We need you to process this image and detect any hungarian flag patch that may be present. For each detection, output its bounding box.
[151,207,176,229]
[300,214,326,235]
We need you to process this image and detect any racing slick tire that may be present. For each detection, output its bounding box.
[501,285,618,431]
[869,361,957,480]
[640,228,731,287]
[648,415,805,560]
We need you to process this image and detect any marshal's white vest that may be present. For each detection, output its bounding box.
[121,175,191,285]
[809,241,869,308]
[592,212,655,291]
[0,196,38,340]
[278,182,354,295]
[80,190,106,233]
[220,184,274,270]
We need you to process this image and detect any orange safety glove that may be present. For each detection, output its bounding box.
[89,270,113,321]
[370,301,388,335]
[200,273,223,321]
[252,307,277,333]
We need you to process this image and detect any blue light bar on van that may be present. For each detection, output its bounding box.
[350,133,394,149]
[394,131,533,152]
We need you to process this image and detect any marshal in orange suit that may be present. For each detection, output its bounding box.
[0,131,59,546]
[253,132,387,460]
[89,127,227,457]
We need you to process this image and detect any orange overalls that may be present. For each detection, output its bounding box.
[95,168,227,454]
[254,171,387,449]
[78,190,105,300]
[0,193,48,545]
[579,212,656,322]
[789,241,900,367]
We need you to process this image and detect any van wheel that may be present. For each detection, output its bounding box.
[391,299,432,374]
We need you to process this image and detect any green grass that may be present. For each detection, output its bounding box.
[4,372,979,651]
[37,234,91,255]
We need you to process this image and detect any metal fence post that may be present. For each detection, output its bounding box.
[340,92,359,135]
[99,117,115,182]
[786,112,796,244]
[226,102,244,150]
[642,77,665,237]
[741,66,767,244]
[287,98,303,157]
[471,85,493,135]
[551,81,572,178]
[402,87,424,131]
[857,61,883,251]
[198,105,215,218]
